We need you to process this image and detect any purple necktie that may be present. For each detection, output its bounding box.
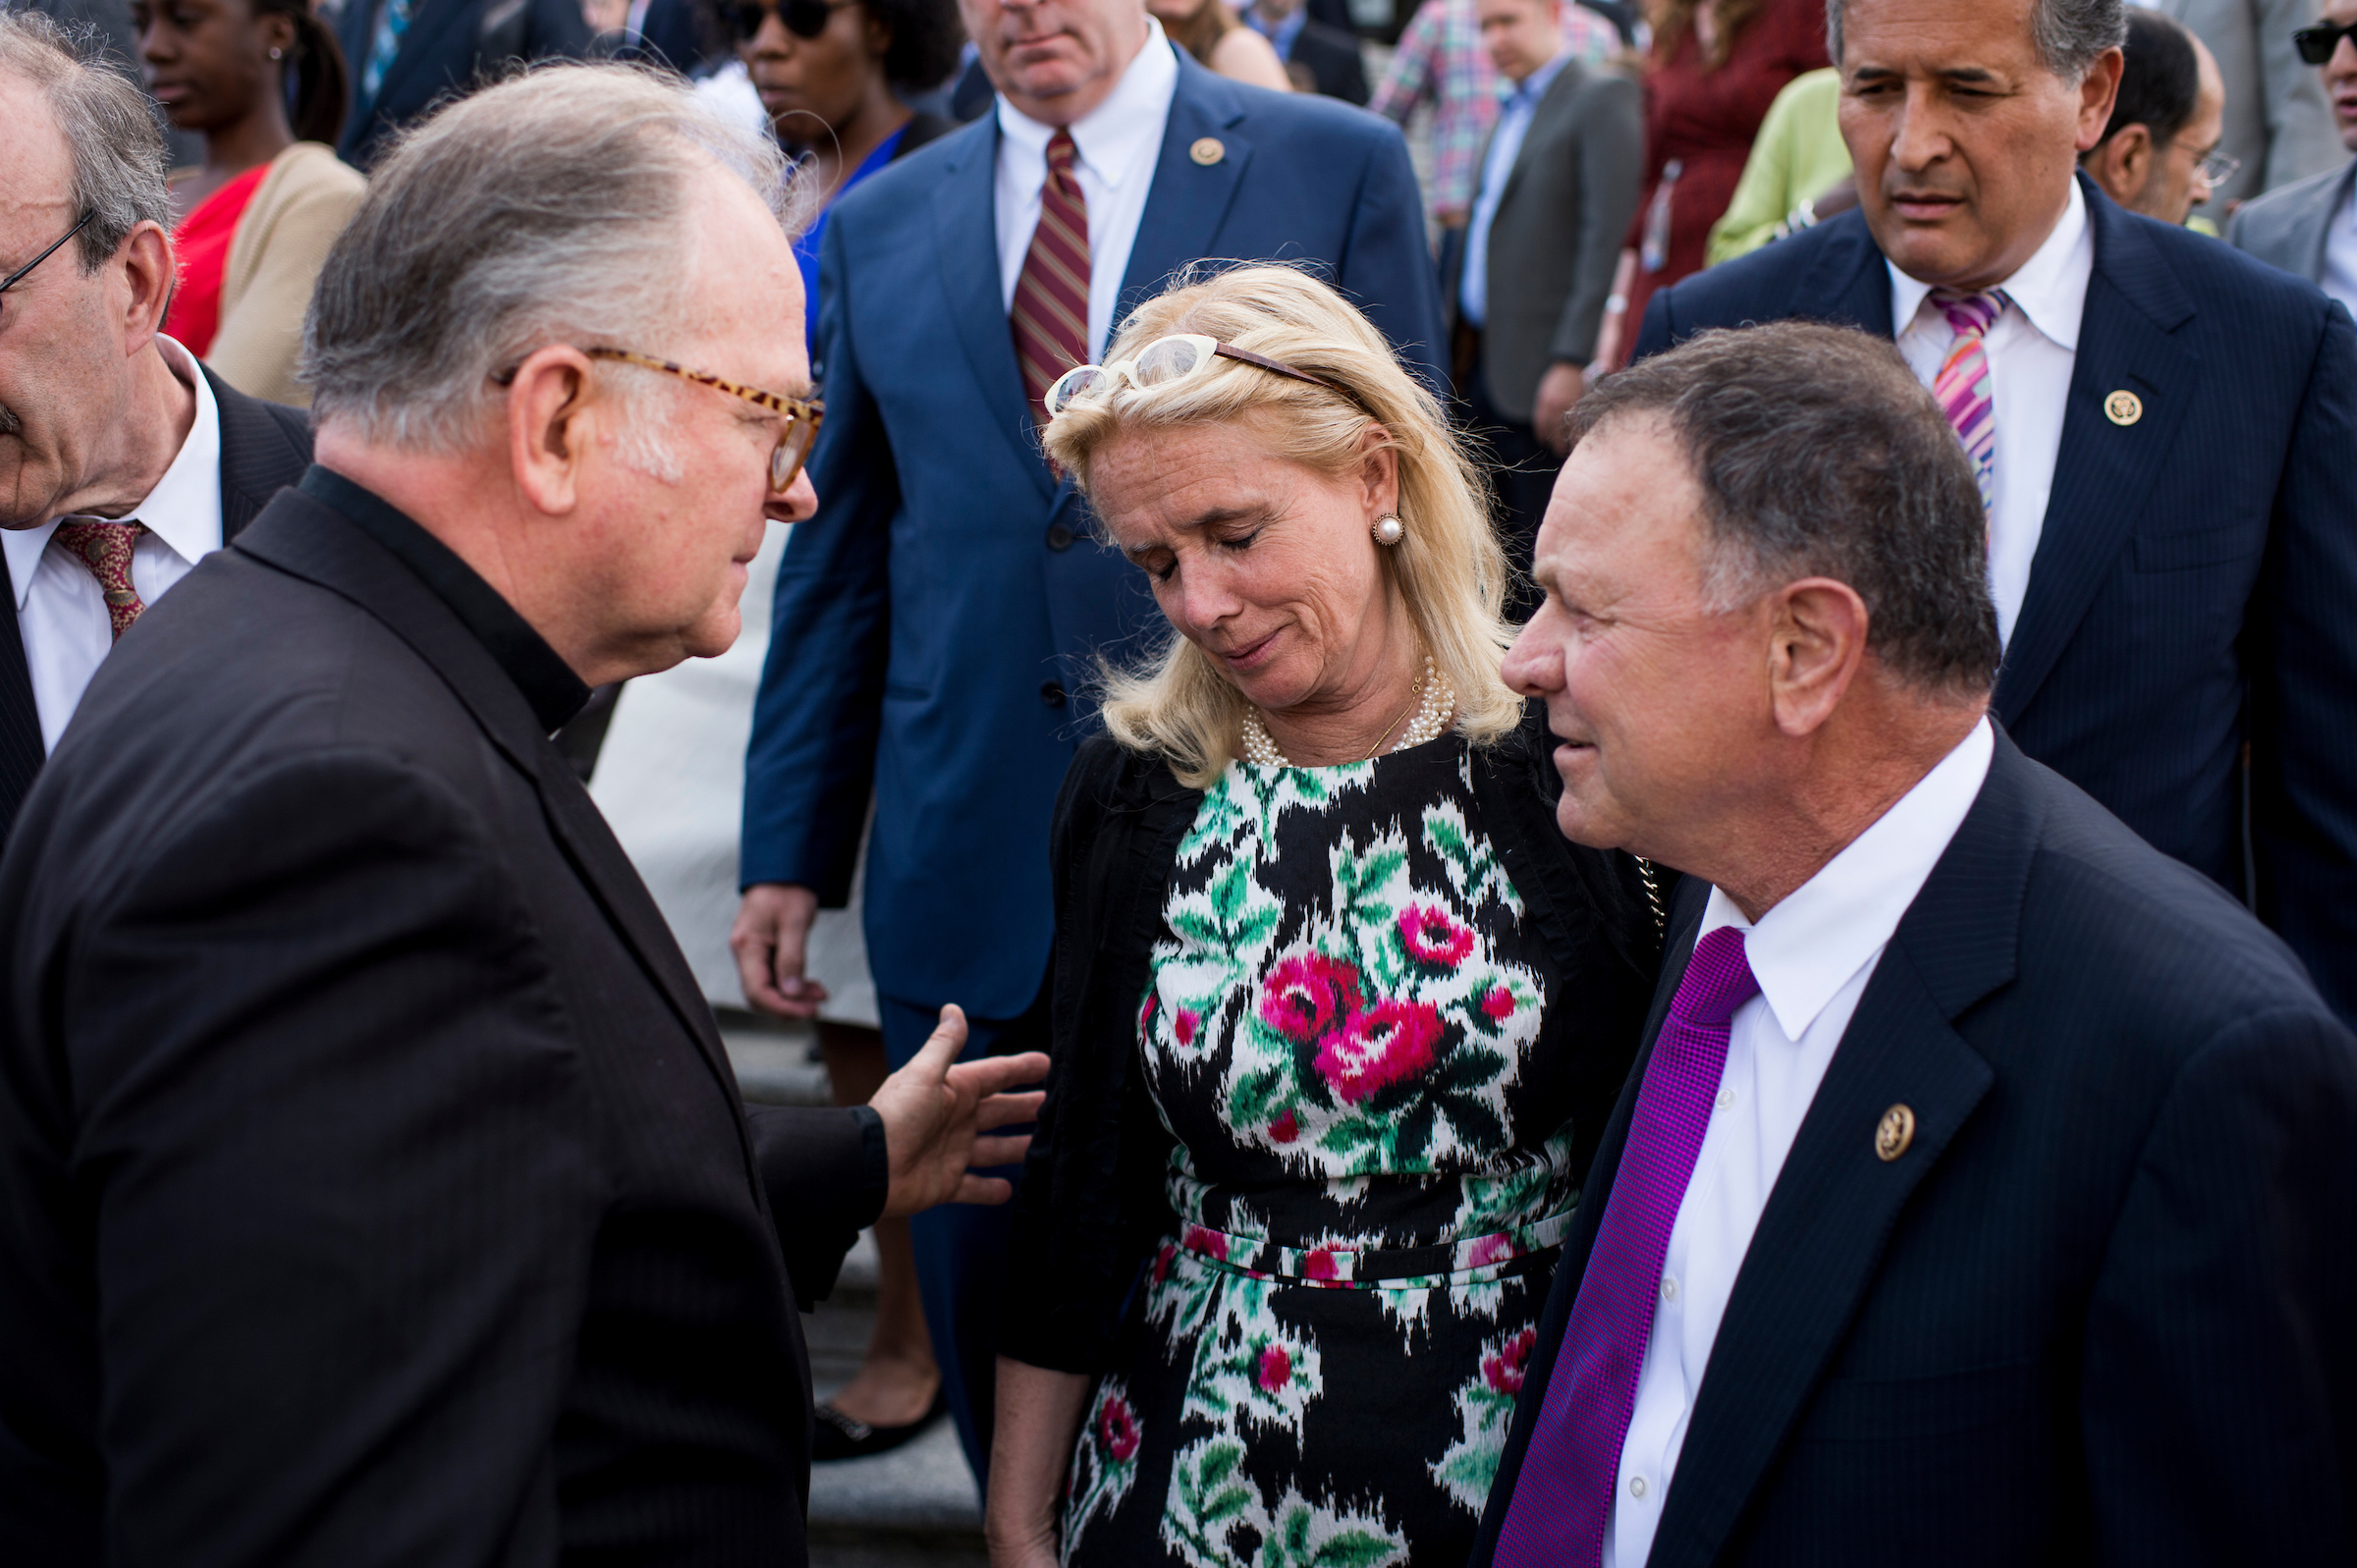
[1493,926,1760,1566]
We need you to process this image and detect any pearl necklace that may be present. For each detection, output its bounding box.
[1239,656,1456,768]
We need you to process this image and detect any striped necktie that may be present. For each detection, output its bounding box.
[51,521,150,641]
[1492,926,1761,1566]
[360,0,412,105]
[1010,128,1090,431]
[1930,289,2005,513]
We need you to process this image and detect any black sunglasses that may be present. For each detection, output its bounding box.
[726,0,856,42]
[0,209,94,327]
[2293,19,2357,65]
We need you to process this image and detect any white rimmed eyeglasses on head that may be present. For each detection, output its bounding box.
[1042,333,1350,418]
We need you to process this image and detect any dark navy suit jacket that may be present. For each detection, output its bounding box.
[740,47,1447,1015]
[1472,732,2357,1566]
[334,0,590,169]
[1631,175,2357,1023]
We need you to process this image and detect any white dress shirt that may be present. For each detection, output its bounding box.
[5,336,223,752]
[1603,718,1996,1568]
[2322,177,2357,320]
[1891,180,2092,646]
[1458,45,1570,330]
[995,23,1181,360]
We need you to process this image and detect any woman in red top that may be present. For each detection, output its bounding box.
[138,0,361,404]
[1593,0,1827,369]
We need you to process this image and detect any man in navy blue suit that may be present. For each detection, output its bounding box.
[332,0,590,168]
[1474,320,2356,1568]
[733,0,1446,1484]
[1630,0,2357,1022]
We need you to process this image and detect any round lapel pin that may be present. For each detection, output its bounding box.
[2104,390,2143,426]
[1190,136,1226,167]
[1875,1104,1916,1162]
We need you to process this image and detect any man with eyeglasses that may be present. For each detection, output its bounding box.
[2080,8,2231,225]
[2227,0,2357,315]
[0,12,312,843]
[1626,0,2357,1026]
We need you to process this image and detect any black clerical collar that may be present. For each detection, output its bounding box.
[299,466,591,732]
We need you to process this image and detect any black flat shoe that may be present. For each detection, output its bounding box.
[811,1385,948,1462]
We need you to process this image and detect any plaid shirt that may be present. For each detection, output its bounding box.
[1371,0,1620,221]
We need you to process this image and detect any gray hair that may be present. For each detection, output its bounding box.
[301,64,812,452]
[1827,0,2126,81]
[0,10,172,273]
[1566,322,2001,697]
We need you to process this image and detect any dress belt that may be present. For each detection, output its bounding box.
[1166,1207,1576,1289]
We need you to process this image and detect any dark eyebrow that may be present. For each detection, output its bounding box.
[1848,64,2003,85]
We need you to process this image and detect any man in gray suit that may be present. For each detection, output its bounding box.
[1444,0,1641,616]
[2227,0,2357,313]
[2149,0,2350,214]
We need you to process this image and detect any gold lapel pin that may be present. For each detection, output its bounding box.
[2104,390,2143,426]
[1875,1104,1916,1162]
[1190,136,1226,167]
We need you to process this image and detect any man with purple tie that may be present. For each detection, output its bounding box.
[1473,321,2357,1567]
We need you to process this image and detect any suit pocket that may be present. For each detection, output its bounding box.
[2132,521,2263,573]
[1799,1359,2042,1443]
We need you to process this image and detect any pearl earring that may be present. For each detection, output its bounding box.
[1371,514,1403,546]
[269,45,282,57]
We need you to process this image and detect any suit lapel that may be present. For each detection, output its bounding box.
[1118,53,1251,328]
[0,563,39,838]
[1644,736,2042,1568]
[1791,211,1894,335]
[2296,165,2357,283]
[207,368,308,541]
[1995,184,2198,725]
[934,118,1055,502]
[1494,62,1583,216]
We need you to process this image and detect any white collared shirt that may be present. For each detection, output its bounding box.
[6,336,223,752]
[1459,45,1571,329]
[1604,717,1996,1568]
[1890,180,2092,646]
[2323,176,2357,320]
[994,21,1181,359]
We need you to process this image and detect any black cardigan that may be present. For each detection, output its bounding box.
[998,701,1664,1374]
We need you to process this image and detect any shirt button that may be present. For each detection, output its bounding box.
[1045,523,1075,551]
[1716,1086,1735,1111]
[1660,1275,1679,1303]
[1628,1475,1649,1499]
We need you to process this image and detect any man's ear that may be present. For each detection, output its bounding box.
[504,345,600,518]
[2075,47,2126,152]
[1764,576,1869,738]
[116,221,175,354]
[2082,124,2150,208]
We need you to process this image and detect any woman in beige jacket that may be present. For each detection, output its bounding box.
[140,0,365,406]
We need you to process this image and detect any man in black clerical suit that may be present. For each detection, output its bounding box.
[0,11,311,840]
[1474,324,2356,1567]
[0,66,1044,1567]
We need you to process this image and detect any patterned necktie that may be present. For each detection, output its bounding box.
[1493,926,1761,1567]
[360,0,412,105]
[51,520,150,641]
[1931,289,2005,513]
[1010,128,1091,430]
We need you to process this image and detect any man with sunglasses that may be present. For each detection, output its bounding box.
[737,0,1446,1492]
[0,12,312,843]
[2227,0,2357,316]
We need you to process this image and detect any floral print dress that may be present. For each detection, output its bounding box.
[1061,737,1590,1567]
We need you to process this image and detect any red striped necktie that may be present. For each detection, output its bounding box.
[1011,128,1091,430]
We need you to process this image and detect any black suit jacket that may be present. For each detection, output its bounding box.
[1284,17,1368,104]
[0,479,887,1565]
[335,0,591,168]
[1473,732,2357,1565]
[1631,175,2357,1023]
[0,366,309,840]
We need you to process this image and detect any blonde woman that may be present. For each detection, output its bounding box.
[984,266,1660,1568]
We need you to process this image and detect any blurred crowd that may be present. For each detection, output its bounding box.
[2,0,2355,1562]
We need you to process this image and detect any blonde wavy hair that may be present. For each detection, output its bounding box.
[1041,264,1521,788]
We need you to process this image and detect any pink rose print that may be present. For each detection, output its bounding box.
[1484,1328,1537,1395]
[1098,1393,1141,1462]
[1175,1007,1201,1048]
[1138,989,1159,1037]
[1257,1345,1293,1391]
[1268,1108,1299,1145]
[1466,1231,1518,1270]
[1152,1242,1177,1284]
[1315,999,1442,1104]
[1183,1224,1229,1262]
[1304,1246,1339,1281]
[1481,985,1517,1021]
[1398,903,1476,967]
[1257,953,1364,1044]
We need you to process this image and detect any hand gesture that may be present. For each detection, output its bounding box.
[870,1005,1049,1217]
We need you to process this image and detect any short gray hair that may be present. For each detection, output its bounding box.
[1827,0,2126,81]
[1567,322,2001,698]
[0,10,172,273]
[301,64,809,452]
